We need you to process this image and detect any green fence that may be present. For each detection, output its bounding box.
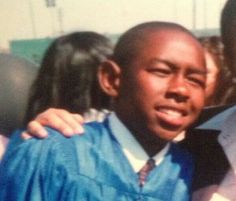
[10,38,53,65]
[9,29,219,66]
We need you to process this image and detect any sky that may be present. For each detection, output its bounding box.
[0,0,227,50]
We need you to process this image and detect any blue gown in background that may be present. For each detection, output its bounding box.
[0,118,194,201]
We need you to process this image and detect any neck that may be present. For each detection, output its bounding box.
[132,130,168,157]
[115,111,168,157]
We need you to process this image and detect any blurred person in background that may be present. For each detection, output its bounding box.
[198,36,233,106]
[0,54,37,160]
[24,31,113,125]
[188,1,236,199]
[0,32,113,160]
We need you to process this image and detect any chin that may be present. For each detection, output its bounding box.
[155,128,184,141]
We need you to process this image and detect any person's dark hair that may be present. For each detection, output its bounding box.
[112,21,197,68]
[24,31,113,123]
[221,0,236,72]
[220,0,236,103]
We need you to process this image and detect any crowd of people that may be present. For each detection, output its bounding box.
[1,0,236,200]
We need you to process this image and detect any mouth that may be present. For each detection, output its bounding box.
[155,106,188,128]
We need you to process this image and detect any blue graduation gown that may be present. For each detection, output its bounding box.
[0,119,194,201]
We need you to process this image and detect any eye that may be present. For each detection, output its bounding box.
[187,75,206,89]
[147,66,172,77]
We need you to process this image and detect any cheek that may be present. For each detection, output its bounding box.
[137,74,168,96]
[191,89,206,111]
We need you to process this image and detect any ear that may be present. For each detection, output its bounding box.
[98,60,121,97]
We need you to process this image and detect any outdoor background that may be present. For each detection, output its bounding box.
[0,0,227,64]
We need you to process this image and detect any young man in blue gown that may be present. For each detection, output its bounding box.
[0,22,207,201]
[19,1,236,200]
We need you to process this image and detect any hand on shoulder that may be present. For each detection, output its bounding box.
[21,108,84,139]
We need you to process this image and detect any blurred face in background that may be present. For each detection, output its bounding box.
[204,50,220,105]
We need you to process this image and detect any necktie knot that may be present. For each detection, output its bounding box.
[138,158,156,187]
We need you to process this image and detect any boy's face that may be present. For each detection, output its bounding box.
[116,30,206,141]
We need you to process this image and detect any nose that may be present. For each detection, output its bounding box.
[166,75,189,102]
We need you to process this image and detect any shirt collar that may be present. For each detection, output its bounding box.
[108,112,170,172]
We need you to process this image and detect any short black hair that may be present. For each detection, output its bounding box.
[112,21,197,68]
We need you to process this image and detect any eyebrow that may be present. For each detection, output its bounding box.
[150,58,206,75]
[188,68,207,75]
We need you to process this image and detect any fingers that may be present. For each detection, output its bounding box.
[22,108,85,139]
[35,108,84,137]
[22,120,49,139]
[51,110,85,136]
[21,131,32,140]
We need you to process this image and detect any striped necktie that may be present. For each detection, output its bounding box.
[138,158,156,187]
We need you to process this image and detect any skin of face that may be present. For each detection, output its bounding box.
[204,50,220,105]
[114,29,206,153]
